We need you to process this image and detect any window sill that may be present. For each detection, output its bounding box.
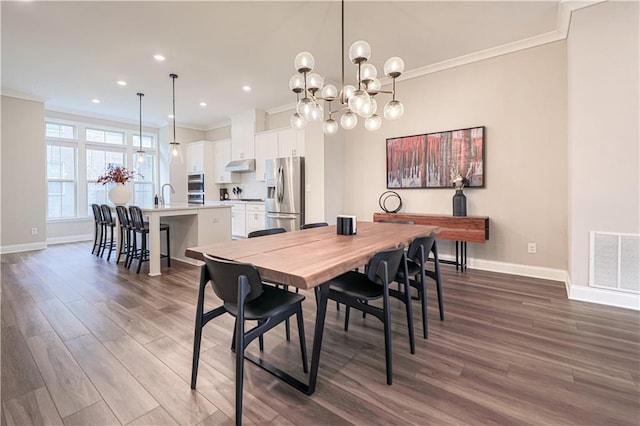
[47,217,93,224]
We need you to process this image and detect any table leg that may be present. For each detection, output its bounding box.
[243,282,329,395]
[148,212,161,276]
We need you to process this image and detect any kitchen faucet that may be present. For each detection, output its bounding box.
[160,183,175,206]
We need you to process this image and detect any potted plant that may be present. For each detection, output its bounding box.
[97,164,141,205]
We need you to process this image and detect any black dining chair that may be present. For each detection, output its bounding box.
[247,227,286,238]
[100,204,117,261]
[324,244,414,385]
[128,205,171,274]
[396,232,444,339]
[301,222,328,229]
[90,204,105,256]
[191,254,308,426]
[247,226,293,340]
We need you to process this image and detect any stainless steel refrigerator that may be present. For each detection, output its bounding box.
[265,157,304,232]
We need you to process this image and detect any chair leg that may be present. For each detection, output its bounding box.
[116,227,124,264]
[285,317,291,341]
[235,312,245,426]
[296,306,308,373]
[98,224,107,257]
[191,276,207,389]
[433,247,444,321]
[383,288,393,385]
[344,305,350,331]
[92,222,99,254]
[405,279,416,354]
[127,231,135,269]
[165,227,171,267]
[231,319,237,352]
[420,268,429,339]
[336,301,340,311]
[136,232,145,274]
[106,226,114,261]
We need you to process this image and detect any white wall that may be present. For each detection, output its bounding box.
[342,42,568,270]
[164,126,205,203]
[1,96,46,251]
[567,2,639,290]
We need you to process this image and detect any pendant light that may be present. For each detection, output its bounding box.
[136,92,145,164]
[169,73,183,164]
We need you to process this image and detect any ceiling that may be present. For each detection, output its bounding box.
[1,1,562,130]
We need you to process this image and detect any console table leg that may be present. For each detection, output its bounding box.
[455,241,460,271]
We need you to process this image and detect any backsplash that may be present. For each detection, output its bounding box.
[218,172,266,200]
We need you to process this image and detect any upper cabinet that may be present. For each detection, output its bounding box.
[278,128,305,158]
[231,109,265,161]
[212,139,236,184]
[254,127,307,181]
[186,141,205,173]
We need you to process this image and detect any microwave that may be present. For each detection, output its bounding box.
[188,192,205,204]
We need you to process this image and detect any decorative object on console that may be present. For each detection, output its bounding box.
[386,126,484,189]
[451,164,470,216]
[378,190,403,213]
[136,92,145,164]
[288,0,404,135]
[97,164,140,205]
[168,73,183,164]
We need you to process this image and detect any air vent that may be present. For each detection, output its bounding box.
[590,231,640,293]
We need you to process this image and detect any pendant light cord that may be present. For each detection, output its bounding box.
[170,73,178,142]
[138,93,143,151]
[341,0,345,104]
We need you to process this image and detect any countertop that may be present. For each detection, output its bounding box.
[139,202,232,212]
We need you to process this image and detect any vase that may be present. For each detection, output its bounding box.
[108,183,132,205]
[452,189,467,216]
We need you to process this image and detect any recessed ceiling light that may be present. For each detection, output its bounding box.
[92,99,101,104]
[168,114,174,119]
[200,102,207,107]
[117,80,127,86]
[154,54,166,61]
[242,85,252,92]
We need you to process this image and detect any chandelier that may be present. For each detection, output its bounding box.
[169,73,183,164]
[289,0,405,135]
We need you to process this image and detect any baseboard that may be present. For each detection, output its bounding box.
[0,241,47,254]
[47,234,93,245]
[438,254,567,282]
[567,279,640,311]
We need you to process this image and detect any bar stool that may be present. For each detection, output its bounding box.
[90,204,105,256]
[115,205,133,266]
[100,204,117,261]
[128,205,171,274]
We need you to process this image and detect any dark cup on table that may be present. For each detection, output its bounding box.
[337,215,357,235]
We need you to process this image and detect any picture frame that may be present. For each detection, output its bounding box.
[386,126,485,189]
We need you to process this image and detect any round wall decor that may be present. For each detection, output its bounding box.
[378,191,403,213]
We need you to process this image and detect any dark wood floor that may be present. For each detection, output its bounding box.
[1,242,639,425]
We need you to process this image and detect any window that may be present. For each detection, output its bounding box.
[46,144,76,218]
[86,128,125,145]
[86,149,126,211]
[45,118,158,221]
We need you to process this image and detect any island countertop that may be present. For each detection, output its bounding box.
[138,202,232,212]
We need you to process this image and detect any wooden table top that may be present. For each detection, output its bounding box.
[185,222,439,290]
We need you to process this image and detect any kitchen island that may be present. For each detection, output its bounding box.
[139,203,231,276]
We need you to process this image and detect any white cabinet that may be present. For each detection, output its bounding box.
[186,142,205,173]
[254,131,279,181]
[253,128,306,181]
[277,128,305,158]
[245,203,266,235]
[231,202,246,238]
[212,139,236,184]
[231,109,265,161]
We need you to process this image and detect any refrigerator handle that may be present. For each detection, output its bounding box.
[277,166,284,203]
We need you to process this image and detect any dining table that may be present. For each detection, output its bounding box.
[185,221,440,395]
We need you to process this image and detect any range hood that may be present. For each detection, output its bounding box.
[225,158,255,173]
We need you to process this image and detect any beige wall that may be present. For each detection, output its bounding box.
[204,126,231,142]
[1,96,46,249]
[342,42,568,269]
[164,126,206,203]
[567,1,640,287]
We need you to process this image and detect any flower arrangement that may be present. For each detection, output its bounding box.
[96,164,141,185]
[450,164,473,190]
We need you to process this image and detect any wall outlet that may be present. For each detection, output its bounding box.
[527,242,537,254]
[31,227,38,235]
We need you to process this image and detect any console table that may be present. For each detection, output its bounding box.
[373,212,489,272]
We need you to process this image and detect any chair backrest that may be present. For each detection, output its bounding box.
[406,232,436,264]
[301,222,329,230]
[247,228,286,238]
[202,253,263,303]
[366,244,405,286]
[101,204,115,225]
[91,204,103,223]
[115,205,130,227]
[378,219,416,225]
[128,205,145,230]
